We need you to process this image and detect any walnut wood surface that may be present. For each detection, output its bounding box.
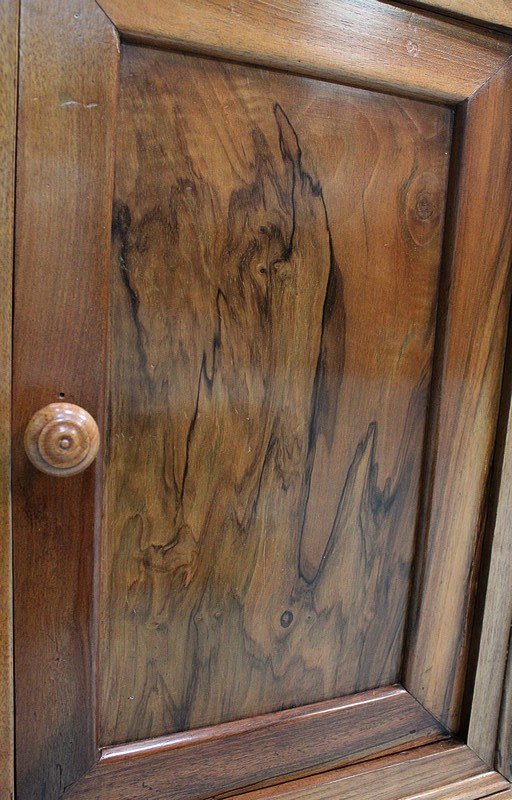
[400,1,512,29]
[0,0,18,796]
[100,43,451,744]
[226,741,509,800]
[95,0,512,102]
[404,58,512,732]
[12,1,119,798]
[67,687,447,800]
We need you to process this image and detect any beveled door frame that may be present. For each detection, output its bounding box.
[11,0,512,797]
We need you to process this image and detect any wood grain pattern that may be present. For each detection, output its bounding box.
[0,0,18,796]
[67,687,448,800]
[468,342,512,768]
[404,58,512,732]
[225,741,510,800]
[95,0,512,102]
[399,1,512,30]
[12,1,119,798]
[100,44,451,745]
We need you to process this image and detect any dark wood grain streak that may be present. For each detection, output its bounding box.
[12,1,118,798]
[100,45,451,745]
[96,0,512,102]
[404,58,512,732]
[225,741,510,800]
[67,687,447,800]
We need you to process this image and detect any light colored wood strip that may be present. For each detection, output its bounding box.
[400,1,512,30]
[404,59,512,730]
[13,1,119,798]
[220,742,509,800]
[497,631,512,779]
[0,0,18,797]
[95,0,512,102]
[469,375,512,765]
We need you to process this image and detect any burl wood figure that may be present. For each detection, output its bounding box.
[100,46,450,745]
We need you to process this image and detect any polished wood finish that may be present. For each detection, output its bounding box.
[68,687,447,800]
[0,0,18,796]
[404,58,512,731]
[226,742,509,800]
[96,0,512,102]
[101,43,450,743]
[13,0,118,798]
[400,1,512,30]
[24,403,100,477]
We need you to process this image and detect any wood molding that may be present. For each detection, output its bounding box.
[0,0,18,797]
[13,1,119,798]
[404,57,512,731]
[95,0,512,102]
[225,741,510,800]
[399,1,512,31]
[66,686,447,800]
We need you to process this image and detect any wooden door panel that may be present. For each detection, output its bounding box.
[100,44,451,744]
[12,1,512,799]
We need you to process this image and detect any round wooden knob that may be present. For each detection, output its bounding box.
[24,403,100,477]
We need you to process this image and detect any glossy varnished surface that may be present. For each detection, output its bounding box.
[99,44,451,744]
[67,687,447,800]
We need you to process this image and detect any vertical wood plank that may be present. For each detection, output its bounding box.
[497,634,512,779]
[12,1,118,798]
[405,59,512,731]
[0,0,18,797]
[468,345,512,767]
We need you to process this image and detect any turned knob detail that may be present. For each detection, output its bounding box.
[24,402,100,477]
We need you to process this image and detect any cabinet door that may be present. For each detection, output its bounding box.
[12,2,512,799]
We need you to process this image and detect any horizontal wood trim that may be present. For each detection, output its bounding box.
[66,686,447,800]
[404,57,512,731]
[399,1,512,31]
[95,0,512,102]
[225,741,510,800]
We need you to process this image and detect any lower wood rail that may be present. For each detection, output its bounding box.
[66,686,446,800]
[226,741,511,800]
